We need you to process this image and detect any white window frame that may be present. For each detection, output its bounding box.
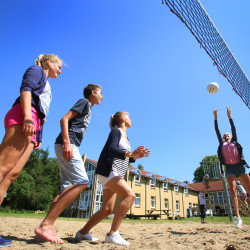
[176,200,180,211]
[175,184,179,194]
[135,193,140,207]
[163,182,168,191]
[135,174,141,185]
[164,198,169,210]
[151,196,156,208]
[151,178,155,188]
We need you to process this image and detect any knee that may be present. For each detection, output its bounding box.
[128,191,136,202]
[102,206,113,216]
[0,164,14,179]
[79,183,88,192]
[7,171,20,183]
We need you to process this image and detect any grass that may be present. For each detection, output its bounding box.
[0,211,249,225]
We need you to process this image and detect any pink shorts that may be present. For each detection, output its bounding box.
[4,104,41,143]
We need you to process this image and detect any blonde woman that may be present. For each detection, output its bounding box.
[0,54,62,246]
[0,54,62,199]
[75,112,150,246]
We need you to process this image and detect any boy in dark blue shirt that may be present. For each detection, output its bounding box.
[35,84,103,244]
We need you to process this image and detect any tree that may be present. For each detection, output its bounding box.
[2,148,60,211]
[193,155,219,183]
[138,164,144,170]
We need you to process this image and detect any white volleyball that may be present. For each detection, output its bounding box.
[207,82,219,94]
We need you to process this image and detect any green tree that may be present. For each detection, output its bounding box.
[193,155,219,183]
[138,164,144,170]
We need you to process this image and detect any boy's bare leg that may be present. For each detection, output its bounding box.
[35,183,87,244]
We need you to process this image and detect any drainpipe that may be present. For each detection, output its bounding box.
[145,179,147,214]
[182,188,185,218]
[171,186,174,217]
[159,182,162,218]
[130,174,133,215]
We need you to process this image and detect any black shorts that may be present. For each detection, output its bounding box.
[200,204,206,219]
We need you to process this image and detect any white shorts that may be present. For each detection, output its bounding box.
[97,171,121,190]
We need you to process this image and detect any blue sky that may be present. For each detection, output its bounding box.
[0,0,249,183]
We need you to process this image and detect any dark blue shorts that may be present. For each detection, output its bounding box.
[225,163,247,177]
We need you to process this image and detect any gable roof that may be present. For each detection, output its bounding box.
[86,159,98,165]
[188,180,225,192]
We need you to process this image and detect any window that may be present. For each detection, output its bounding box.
[189,203,192,208]
[218,192,225,205]
[185,187,188,195]
[193,203,198,209]
[151,178,155,188]
[135,193,140,207]
[164,199,169,210]
[175,184,179,194]
[206,193,214,205]
[163,182,168,191]
[135,174,140,185]
[94,181,103,213]
[151,196,156,208]
[176,200,180,211]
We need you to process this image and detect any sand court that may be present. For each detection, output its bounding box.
[0,217,249,249]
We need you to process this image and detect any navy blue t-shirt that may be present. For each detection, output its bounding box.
[55,98,92,147]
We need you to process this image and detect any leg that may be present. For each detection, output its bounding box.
[0,125,32,182]
[105,176,136,235]
[227,176,240,217]
[79,189,117,235]
[239,173,250,195]
[0,142,34,204]
[35,183,88,243]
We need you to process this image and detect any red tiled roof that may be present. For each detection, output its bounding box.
[188,180,225,192]
[87,158,98,165]
[87,159,226,193]
[128,165,179,186]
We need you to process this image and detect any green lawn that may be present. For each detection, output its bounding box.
[0,211,249,225]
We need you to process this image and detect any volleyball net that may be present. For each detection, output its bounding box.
[162,0,250,110]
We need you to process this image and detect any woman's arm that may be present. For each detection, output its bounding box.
[20,91,35,137]
[227,106,237,141]
[213,108,223,144]
[108,129,127,159]
[126,146,150,160]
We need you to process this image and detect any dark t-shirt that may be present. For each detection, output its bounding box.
[55,98,92,147]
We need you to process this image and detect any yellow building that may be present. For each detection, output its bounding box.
[123,166,199,219]
[69,159,199,219]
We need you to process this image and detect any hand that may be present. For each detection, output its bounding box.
[227,106,232,119]
[213,108,218,120]
[63,143,73,161]
[23,119,35,137]
[33,141,41,150]
[131,146,151,160]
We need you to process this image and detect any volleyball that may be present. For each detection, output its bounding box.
[207,82,219,94]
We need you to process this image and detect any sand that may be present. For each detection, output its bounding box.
[0,217,249,249]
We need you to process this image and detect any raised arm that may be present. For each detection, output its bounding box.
[227,106,237,141]
[213,108,223,144]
